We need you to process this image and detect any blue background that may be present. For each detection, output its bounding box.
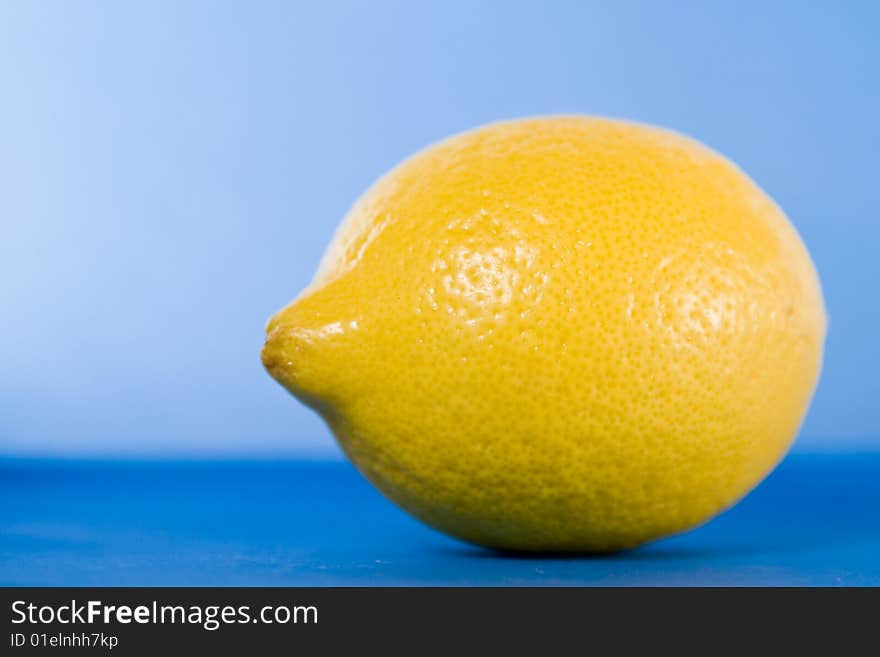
[1,2,879,586]
[1,0,878,457]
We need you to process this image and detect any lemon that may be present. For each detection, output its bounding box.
[262,117,826,553]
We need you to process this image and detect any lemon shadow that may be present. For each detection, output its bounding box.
[433,542,770,562]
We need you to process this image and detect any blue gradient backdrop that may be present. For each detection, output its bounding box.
[1,1,877,457]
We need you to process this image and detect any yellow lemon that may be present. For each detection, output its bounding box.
[262,117,826,553]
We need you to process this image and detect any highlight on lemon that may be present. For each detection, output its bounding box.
[262,116,826,553]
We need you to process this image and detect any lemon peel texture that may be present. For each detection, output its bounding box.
[262,117,826,553]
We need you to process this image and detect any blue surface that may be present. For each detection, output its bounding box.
[2,2,880,457]
[2,453,878,586]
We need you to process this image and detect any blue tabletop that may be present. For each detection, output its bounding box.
[1,452,878,586]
